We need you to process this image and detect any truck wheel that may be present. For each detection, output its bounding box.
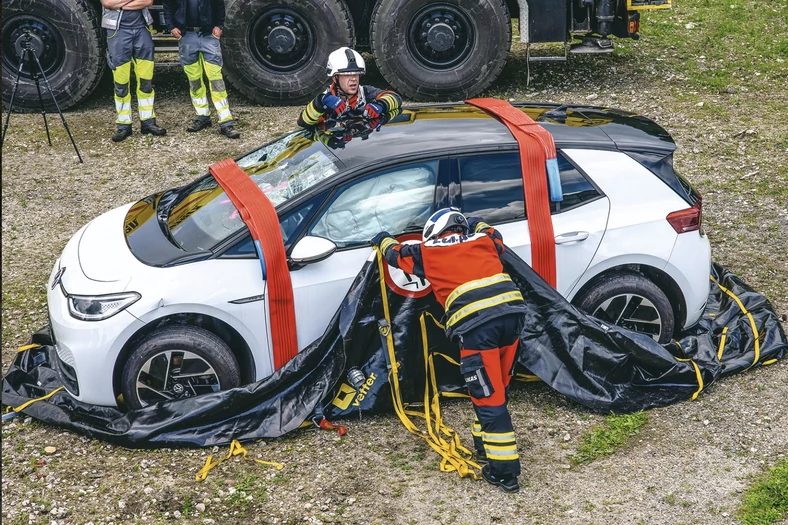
[120,326,241,410]
[222,0,354,106]
[370,0,511,101]
[1,0,105,112]
[573,271,676,344]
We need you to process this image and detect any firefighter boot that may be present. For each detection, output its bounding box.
[481,464,519,493]
[111,126,133,142]
[141,122,167,136]
[219,124,241,139]
[187,118,212,132]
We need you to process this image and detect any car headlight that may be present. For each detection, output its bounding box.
[67,292,141,321]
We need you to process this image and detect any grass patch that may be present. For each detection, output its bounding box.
[570,412,648,465]
[738,460,788,525]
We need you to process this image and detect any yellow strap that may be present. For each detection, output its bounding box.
[373,248,481,480]
[195,439,283,482]
[674,358,704,400]
[717,326,729,360]
[17,344,40,353]
[10,386,64,413]
[711,275,760,368]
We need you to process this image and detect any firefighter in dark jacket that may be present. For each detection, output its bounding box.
[163,0,240,139]
[298,47,401,132]
[101,0,167,142]
[371,208,526,493]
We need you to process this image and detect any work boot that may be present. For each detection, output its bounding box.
[111,127,132,142]
[187,118,212,132]
[219,125,241,139]
[481,464,519,493]
[141,122,167,136]
[474,449,489,466]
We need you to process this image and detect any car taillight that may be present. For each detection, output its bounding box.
[666,194,702,234]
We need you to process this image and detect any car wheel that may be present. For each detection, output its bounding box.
[2,0,105,112]
[222,0,354,106]
[370,0,511,101]
[573,272,675,344]
[121,326,241,410]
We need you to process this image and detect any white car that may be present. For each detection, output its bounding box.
[46,103,711,408]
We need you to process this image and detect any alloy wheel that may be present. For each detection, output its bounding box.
[591,293,663,341]
[135,350,222,407]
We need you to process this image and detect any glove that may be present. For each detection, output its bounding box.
[466,216,488,233]
[322,94,347,116]
[370,231,393,248]
[363,102,384,120]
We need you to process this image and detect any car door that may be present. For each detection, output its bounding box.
[288,160,440,350]
[455,151,610,298]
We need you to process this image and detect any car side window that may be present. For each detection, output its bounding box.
[309,161,438,248]
[458,153,524,223]
[221,192,326,258]
[551,153,601,213]
[458,152,601,222]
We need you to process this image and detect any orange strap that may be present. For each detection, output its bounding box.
[465,98,557,288]
[209,159,298,370]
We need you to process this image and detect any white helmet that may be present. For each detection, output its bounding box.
[423,207,469,242]
[327,47,366,76]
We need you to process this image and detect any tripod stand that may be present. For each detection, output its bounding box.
[2,31,83,163]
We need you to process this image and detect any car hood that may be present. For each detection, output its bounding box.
[78,204,138,283]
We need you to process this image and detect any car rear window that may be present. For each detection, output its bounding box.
[457,152,601,222]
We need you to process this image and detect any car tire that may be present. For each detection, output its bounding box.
[2,0,105,112]
[121,326,241,410]
[573,272,675,344]
[222,0,354,106]
[370,0,511,101]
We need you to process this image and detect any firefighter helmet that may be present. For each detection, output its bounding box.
[423,207,469,242]
[327,47,366,76]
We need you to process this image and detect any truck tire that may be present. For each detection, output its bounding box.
[370,0,511,101]
[1,0,105,112]
[222,0,354,106]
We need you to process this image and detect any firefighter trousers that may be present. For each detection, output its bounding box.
[178,31,233,127]
[459,313,523,479]
[106,26,156,129]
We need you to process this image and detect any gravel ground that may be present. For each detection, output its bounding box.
[2,25,787,525]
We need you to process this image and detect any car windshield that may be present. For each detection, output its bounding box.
[161,131,341,252]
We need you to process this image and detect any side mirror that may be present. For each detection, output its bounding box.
[289,235,337,266]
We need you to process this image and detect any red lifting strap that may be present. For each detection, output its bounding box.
[465,98,557,288]
[209,159,299,370]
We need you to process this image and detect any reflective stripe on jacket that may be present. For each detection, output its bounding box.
[382,226,526,339]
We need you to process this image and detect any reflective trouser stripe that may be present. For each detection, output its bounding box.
[133,57,155,122]
[203,58,232,123]
[184,61,211,116]
[112,62,133,125]
[472,418,484,453]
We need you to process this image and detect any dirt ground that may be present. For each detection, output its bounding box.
[2,18,787,525]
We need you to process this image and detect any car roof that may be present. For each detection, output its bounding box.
[329,102,676,170]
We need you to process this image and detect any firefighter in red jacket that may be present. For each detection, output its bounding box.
[371,208,526,493]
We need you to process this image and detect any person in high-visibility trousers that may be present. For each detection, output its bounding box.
[101,0,167,142]
[371,208,526,493]
[163,0,240,139]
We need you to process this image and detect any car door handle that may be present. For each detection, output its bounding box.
[554,231,590,244]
